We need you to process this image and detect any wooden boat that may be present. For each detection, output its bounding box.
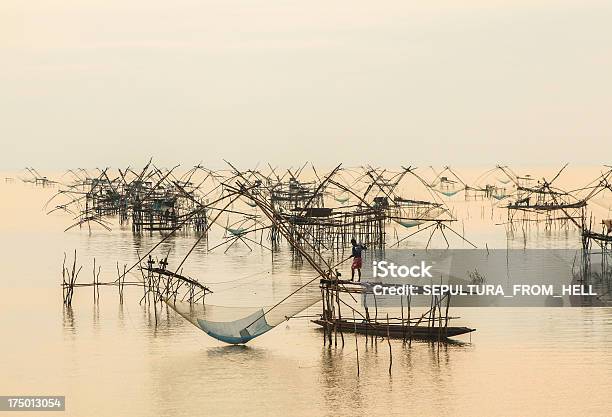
[312,319,475,340]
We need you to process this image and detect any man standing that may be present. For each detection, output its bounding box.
[350,238,367,281]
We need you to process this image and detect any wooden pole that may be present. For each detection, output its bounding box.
[387,313,392,375]
[353,310,359,377]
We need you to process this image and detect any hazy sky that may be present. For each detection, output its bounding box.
[1,1,611,169]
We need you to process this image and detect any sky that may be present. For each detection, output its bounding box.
[1,0,611,169]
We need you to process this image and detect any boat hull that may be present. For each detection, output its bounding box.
[312,319,475,340]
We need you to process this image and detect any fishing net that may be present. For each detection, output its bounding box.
[164,274,323,344]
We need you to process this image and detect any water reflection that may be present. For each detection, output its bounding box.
[62,305,77,336]
[206,344,266,361]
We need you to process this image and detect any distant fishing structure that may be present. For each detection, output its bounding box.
[501,164,588,231]
[20,167,58,187]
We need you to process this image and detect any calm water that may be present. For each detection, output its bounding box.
[1,176,612,417]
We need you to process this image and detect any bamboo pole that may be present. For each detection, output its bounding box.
[387,313,392,375]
